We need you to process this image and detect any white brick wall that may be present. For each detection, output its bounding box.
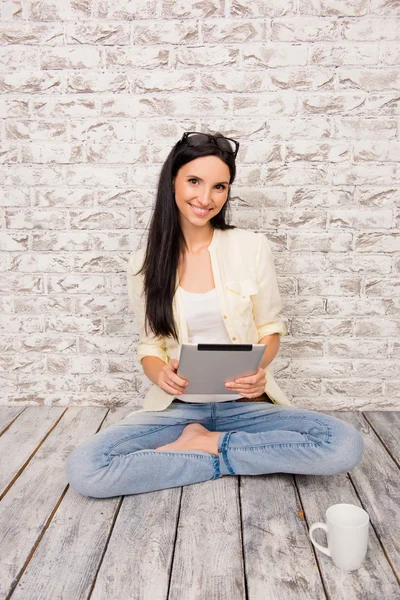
[0,0,399,410]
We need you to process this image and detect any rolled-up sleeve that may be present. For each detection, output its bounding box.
[127,252,168,364]
[253,234,286,340]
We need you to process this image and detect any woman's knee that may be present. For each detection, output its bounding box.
[65,443,102,498]
[323,418,364,475]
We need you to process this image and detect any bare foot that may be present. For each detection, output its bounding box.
[155,423,221,456]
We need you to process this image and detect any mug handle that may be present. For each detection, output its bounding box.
[309,522,331,557]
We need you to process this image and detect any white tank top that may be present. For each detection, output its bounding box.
[175,286,241,402]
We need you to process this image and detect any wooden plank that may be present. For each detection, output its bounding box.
[363,412,400,467]
[241,473,326,600]
[90,487,181,600]
[295,413,399,600]
[10,407,133,600]
[0,407,65,497]
[167,477,246,600]
[0,407,107,599]
[0,407,26,433]
[331,411,400,582]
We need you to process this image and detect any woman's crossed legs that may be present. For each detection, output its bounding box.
[65,401,364,498]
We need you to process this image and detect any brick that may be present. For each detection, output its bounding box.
[331,163,395,185]
[27,0,93,20]
[86,142,147,164]
[354,141,400,162]
[201,71,263,93]
[79,335,137,355]
[21,142,84,164]
[0,315,42,333]
[266,116,331,139]
[0,337,16,353]
[133,20,198,44]
[369,0,400,16]
[73,253,127,272]
[97,188,153,208]
[231,0,296,17]
[5,119,67,141]
[279,339,324,357]
[47,275,107,294]
[290,359,352,377]
[0,23,64,45]
[6,208,68,230]
[329,209,393,229]
[66,22,130,45]
[69,357,103,374]
[0,72,62,94]
[0,355,45,373]
[45,316,102,334]
[105,47,169,69]
[203,19,265,43]
[287,232,352,252]
[380,42,400,65]
[334,117,397,139]
[357,186,398,207]
[33,188,93,207]
[92,231,142,251]
[286,141,350,162]
[355,233,400,253]
[365,93,400,115]
[275,253,326,273]
[338,68,400,92]
[233,93,298,116]
[299,0,368,16]
[283,298,325,315]
[264,164,328,185]
[104,316,138,336]
[0,144,19,163]
[31,97,97,118]
[309,43,379,66]
[66,165,129,186]
[0,98,29,118]
[298,275,361,295]
[269,68,334,90]
[326,298,393,316]
[32,232,91,251]
[230,209,260,229]
[66,73,128,94]
[365,279,400,297]
[14,296,74,313]
[291,318,353,336]
[0,231,28,252]
[301,93,365,114]
[355,318,400,336]
[70,209,130,230]
[163,0,224,18]
[327,253,392,274]
[40,47,101,69]
[243,43,307,68]
[134,71,196,93]
[327,339,388,358]
[230,186,286,207]
[175,46,240,67]
[342,17,400,41]
[0,191,20,217]
[70,119,133,142]
[262,208,326,229]
[18,374,80,392]
[75,295,129,315]
[0,274,43,293]
[0,46,39,69]
[97,0,159,19]
[10,253,72,272]
[0,164,63,186]
[353,359,398,377]
[270,17,340,41]
[322,380,382,397]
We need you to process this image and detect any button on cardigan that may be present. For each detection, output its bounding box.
[127,227,292,413]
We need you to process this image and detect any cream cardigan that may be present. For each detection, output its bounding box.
[127,227,292,413]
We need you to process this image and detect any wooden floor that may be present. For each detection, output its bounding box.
[0,407,399,600]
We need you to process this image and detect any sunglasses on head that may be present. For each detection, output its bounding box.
[180,132,240,158]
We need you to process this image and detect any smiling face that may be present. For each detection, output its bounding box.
[173,155,231,234]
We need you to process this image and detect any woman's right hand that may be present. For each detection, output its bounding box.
[157,359,189,396]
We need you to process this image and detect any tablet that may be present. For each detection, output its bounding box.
[177,343,266,395]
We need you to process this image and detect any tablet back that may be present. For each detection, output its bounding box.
[177,343,266,395]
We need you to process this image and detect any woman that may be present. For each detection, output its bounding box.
[66,132,364,498]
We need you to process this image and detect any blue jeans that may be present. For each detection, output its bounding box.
[65,401,364,498]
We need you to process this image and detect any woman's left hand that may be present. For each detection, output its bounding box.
[225,367,267,399]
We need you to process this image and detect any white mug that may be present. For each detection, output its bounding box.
[309,503,369,572]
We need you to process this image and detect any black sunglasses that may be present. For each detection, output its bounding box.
[180,132,240,158]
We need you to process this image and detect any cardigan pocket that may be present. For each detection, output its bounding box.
[226,279,258,320]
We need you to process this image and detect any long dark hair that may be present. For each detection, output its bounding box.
[138,133,237,341]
